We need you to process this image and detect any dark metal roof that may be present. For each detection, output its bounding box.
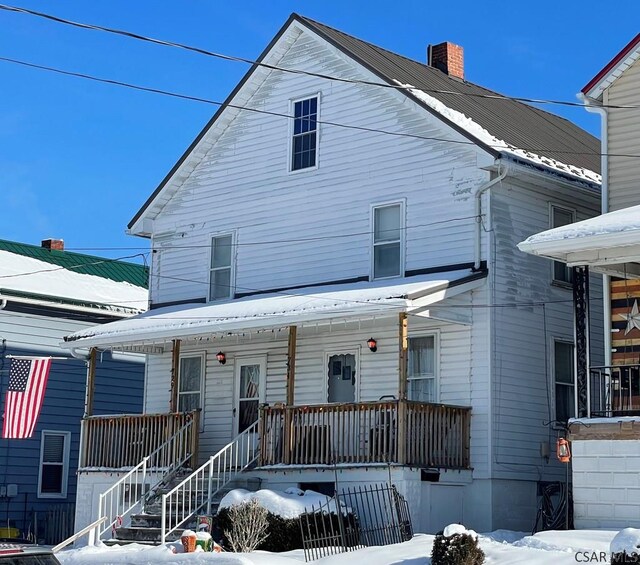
[0,239,148,288]
[298,15,600,175]
[129,14,600,231]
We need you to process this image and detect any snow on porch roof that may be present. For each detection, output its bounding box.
[62,270,485,349]
[517,204,640,264]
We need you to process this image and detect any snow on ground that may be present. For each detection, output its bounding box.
[57,529,620,565]
[218,488,347,519]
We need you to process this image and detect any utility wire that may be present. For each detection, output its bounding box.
[0,3,635,110]
[0,54,634,161]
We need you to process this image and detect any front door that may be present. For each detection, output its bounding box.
[327,353,357,403]
[234,357,265,435]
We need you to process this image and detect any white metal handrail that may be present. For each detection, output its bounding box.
[52,516,107,553]
[96,418,195,541]
[161,419,260,544]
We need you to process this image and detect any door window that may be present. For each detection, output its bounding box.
[238,363,261,433]
[327,354,356,403]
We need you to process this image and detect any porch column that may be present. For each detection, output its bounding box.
[286,325,297,405]
[398,312,408,464]
[84,347,97,417]
[573,266,591,418]
[170,339,181,412]
[283,326,297,465]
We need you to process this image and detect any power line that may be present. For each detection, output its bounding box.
[0,3,636,111]
[0,54,635,162]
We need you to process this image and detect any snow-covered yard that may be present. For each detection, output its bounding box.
[57,529,620,564]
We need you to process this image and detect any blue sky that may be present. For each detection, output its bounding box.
[0,1,637,262]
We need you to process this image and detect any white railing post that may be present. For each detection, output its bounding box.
[161,493,167,545]
[142,456,149,499]
[206,456,214,515]
[97,493,104,543]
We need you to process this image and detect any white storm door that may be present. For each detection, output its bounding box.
[233,357,266,436]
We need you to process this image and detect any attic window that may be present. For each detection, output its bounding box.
[291,97,318,171]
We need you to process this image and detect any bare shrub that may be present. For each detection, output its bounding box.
[223,499,270,553]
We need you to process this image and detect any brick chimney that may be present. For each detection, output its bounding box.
[41,238,64,251]
[428,42,464,80]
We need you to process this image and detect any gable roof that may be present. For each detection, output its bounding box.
[0,239,148,288]
[582,33,640,100]
[129,14,601,233]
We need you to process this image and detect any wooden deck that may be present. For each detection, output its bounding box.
[259,400,471,469]
[80,411,199,468]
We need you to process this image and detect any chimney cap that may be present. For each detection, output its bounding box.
[41,238,64,251]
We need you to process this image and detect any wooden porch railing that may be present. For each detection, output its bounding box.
[80,411,199,468]
[259,400,470,469]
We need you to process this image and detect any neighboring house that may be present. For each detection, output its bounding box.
[64,14,603,541]
[0,238,148,544]
[519,33,640,529]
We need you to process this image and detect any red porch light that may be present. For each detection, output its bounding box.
[367,338,378,352]
[556,438,571,463]
[216,351,226,365]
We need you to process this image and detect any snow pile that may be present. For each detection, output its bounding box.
[519,204,640,248]
[0,250,147,312]
[442,523,478,540]
[611,528,640,555]
[218,488,347,519]
[394,80,601,185]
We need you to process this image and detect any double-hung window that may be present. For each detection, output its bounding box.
[551,206,575,285]
[372,203,403,279]
[407,336,437,402]
[291,97,318,171]
[554,341,575,422]
[209,234,233,301]
[38,431,70,498]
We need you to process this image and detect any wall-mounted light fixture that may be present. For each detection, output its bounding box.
[367,338,378,352]
[216,351,227,365]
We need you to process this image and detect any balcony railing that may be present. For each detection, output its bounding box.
[259,400,471,469]
[590,365,640,417]
[80,411,200,469]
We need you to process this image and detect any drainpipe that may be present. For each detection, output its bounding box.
[578,93,610,366]
[474,162,509,270]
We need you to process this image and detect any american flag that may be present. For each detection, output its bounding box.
[2,357,52,439]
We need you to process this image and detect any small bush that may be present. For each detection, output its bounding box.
[223,499,269,553]
[431,529,485,565]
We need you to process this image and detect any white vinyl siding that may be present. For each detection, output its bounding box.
[209,234,234,301]
[550,205,575,285]
[606,57,640,212]
[38,430,70,498]
[372,202,404,280]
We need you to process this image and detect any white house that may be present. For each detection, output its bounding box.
[64,14,604,543]
[519,33,640,529]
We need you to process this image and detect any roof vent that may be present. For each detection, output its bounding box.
[41,238,64,251]
[427,42,464,80]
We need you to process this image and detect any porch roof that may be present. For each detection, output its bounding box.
[517,204,640,277]
[62,270,485,349]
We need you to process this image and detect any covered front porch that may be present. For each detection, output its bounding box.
[67,271,481,471]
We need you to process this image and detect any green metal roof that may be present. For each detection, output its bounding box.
[0,239,148,288]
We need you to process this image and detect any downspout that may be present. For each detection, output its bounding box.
[474,161,509,270]
[579,93,610,366]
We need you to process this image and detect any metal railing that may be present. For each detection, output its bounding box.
[260,399,471,469]
[96,415,197,541]
[80,411,199,468]
[160,419,260,544]
[590,365,640,417]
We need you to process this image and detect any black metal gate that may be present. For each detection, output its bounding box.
[298,483,413,561]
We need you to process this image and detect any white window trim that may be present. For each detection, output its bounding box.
[233,356,267,436]
[323,348,361,404]
[38,430,71,499]
[288,93,321,174]
[551,338,575,422]
[407,332,439,403]
[370,200,406,281]
[178,352,206,431]
[549,203,575,287]
[207,231,237,302]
